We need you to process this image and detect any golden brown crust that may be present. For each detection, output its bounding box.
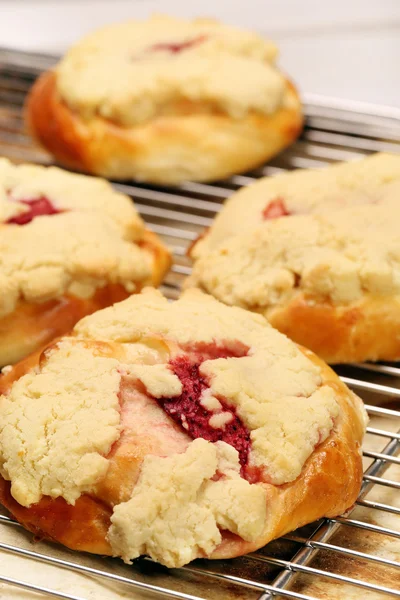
[0,343,364,560]
[25,71,91,173]
[0,230,171,366]
[267,292,400,364]
[0,477,112,554]
[26,71,303,185]
[0,285,129,368]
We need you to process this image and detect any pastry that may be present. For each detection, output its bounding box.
[0,159,170,365]
[26,15,302,185]
[188,153,400,363]
[0,288,366,568]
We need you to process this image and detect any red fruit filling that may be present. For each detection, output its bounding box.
[158,342,251,472]
[6,197,62,225]
[262,197,290,220]
[148,34,208,55]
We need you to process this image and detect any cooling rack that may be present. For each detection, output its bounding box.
[0,47,399,600]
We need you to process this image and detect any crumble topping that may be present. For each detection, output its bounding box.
[192,153,400,259]
[108,439,267,567]
[0,159,143,236]
[188,203,400,308]
[0,159,158,316]
[56,14,287,126]
[0,341,122,506]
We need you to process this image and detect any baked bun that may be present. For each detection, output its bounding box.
[0,159,170,365]
[0,289,366,568]
[26,15,302,185]
[188,153,400,364]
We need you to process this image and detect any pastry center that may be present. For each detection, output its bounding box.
[6,196,62,225]
[148,35,208,54]
[262,197,289,220]
[159,342,251,471]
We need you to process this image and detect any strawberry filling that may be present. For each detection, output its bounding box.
[158,342,251,472]
[6,197,62,225]
[262,197,290,220]
[148,35,208,54]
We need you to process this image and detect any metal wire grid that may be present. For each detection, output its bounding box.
[0,48,399,600]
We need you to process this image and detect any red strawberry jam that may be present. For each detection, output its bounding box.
[262,197,290,220]
[159,342,251,472]
[149,35,208,54]
[6,197,62,225]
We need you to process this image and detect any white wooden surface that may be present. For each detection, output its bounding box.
[0,0,399,107]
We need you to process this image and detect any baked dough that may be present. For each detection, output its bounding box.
[188,153,400,363]
[0,288,366,568]
[26,15,302,184]
[0,159,170,365]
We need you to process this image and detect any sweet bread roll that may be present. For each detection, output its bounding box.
[0,159,170,365]
[188,153,400,363]
[26,15,302,185]
[0,289,366,568]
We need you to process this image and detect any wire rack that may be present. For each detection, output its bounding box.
[0,47,399,600]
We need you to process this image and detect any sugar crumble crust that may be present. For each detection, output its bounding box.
[0,341,122,506]
[108,439,267,567]
[189,153,400,307]
[189,202,400,308]
[192,153,400,259]
[0,159,157,316]
[56,14,288,126]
